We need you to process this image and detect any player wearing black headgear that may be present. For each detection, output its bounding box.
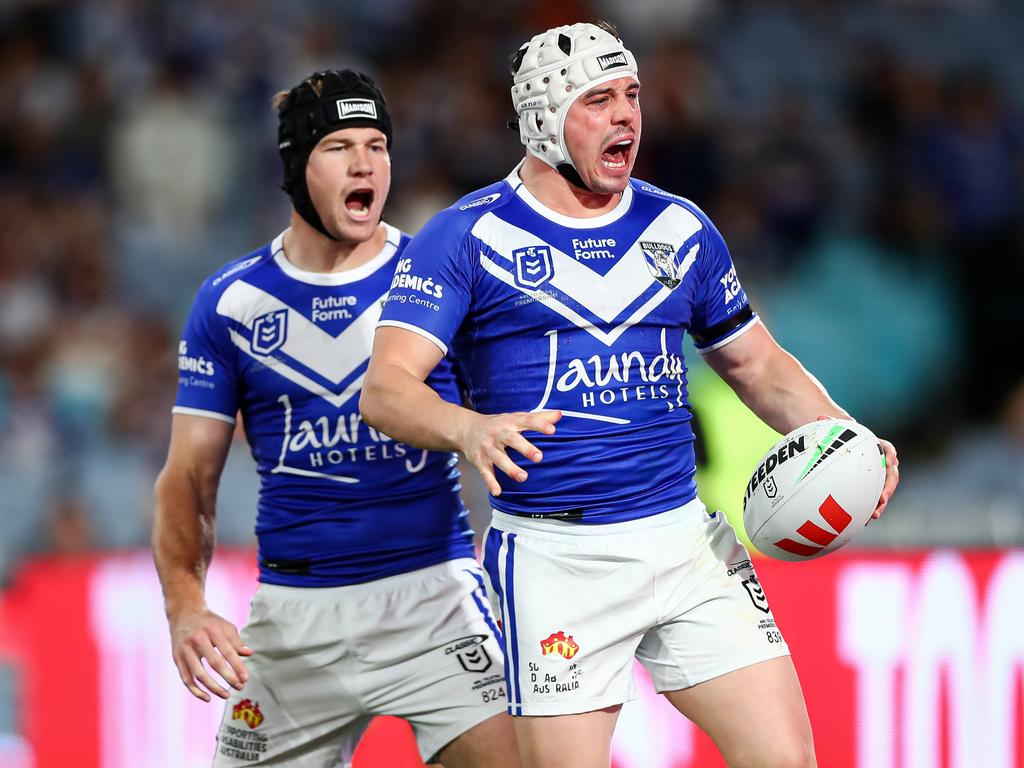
[277,69,393,241]
[154,68,521,768]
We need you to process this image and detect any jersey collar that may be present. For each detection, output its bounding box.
[271,223,401,286]
[503,160,634,229]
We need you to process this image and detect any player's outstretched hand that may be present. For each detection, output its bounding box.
[874,438,899,519]
[460,410,562,496]
[169,607,253,702]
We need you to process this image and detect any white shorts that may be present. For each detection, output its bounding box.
[212,559,507,766]
[482,501,789,716]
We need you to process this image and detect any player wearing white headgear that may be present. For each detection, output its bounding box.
[508,22,639,189]
[364,20,899,768]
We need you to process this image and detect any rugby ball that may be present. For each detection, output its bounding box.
[742,418,886,561]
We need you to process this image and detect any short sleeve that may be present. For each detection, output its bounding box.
[689,216,757,352]
[173,283,240,423]
[377,211,473,355]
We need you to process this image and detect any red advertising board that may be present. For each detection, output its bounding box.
[1,550,1022,768]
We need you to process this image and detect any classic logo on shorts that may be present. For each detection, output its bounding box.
[540,631,579,659]
[742,575,771,614]
[640,241,682,289]
[513,245,554,289]
[251,309,288,355]
[232,698,265,729]
[444,634,493,673]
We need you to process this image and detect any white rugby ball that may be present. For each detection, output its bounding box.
[742,418,886,561]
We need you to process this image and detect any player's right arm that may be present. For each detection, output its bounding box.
[153,413,252,702]
[361,327,560,496]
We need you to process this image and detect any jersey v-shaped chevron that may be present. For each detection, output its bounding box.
[472,206,702,346]
[773,495,853,557]
[216,280,384,408]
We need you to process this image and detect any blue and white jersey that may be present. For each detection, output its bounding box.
[378,166,757,524]
[174,224,473,586]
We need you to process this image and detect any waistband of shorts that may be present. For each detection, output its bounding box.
[254,557,481,600]
[490,498,707,538]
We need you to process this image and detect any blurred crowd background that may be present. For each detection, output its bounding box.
[2,0,1023,585]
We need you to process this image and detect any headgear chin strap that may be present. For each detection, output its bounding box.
[510,23,638,191]
[277,69,392,241]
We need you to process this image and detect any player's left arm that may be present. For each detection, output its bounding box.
[703,321,899,517]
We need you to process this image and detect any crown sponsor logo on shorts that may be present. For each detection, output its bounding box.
[742,575,771,614]
[640,241,683,289]
[445,634,493,673]
[597,52,628,71]
[540,631,579,659]
[513,245,554,289]
[251,309,288,355]
[336,98,377,120]
[232,699,265,729]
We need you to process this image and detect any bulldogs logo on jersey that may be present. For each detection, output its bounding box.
[252,309,288,354]
[640,241,681,289]
[513,245,554,289]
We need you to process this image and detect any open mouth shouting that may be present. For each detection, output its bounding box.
[344,187,375,221]
[600,136,634,170]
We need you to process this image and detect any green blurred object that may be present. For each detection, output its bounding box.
[689,362,782,551]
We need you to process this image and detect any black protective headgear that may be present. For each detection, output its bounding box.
[277,69,393,240]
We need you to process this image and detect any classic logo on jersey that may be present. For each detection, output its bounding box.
[597,52,628,71]
[232,699,265,729]
[459,192,502,211]
[640,241,682,288]
[540,631,580,660]
[337,98,377,120]
[742,575,771,614]
[252,310,288,355]
[513,245,554,289]
[445,634,493,673]
[212,255,261,287]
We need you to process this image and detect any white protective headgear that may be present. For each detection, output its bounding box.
[510,23,639,180]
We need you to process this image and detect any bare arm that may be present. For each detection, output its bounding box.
[361,326,561,496]
[703,321,899,516]
[152,413,251,701]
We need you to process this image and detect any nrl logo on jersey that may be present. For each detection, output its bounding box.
[252,309,288,354]
[513,245,554,289]
[640,241,683,289]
